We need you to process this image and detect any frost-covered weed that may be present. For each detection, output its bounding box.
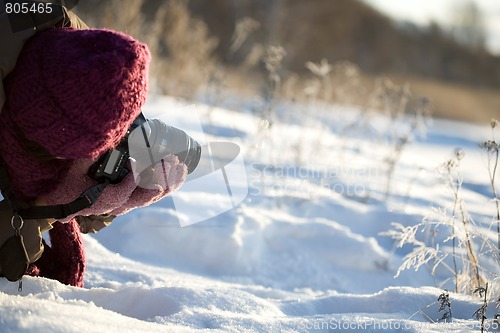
[473,284,488,333]
[368,78,430,199]
[384,126,500,295]
[438,290,452,321]
[480,119,500,255]
[408,289,453,323]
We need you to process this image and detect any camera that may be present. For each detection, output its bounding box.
[88,113,201,184]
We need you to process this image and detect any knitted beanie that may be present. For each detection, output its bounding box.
[6,27,150,159]
[0,28,151,199]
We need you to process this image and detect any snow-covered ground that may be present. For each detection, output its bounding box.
[1,96,498,332]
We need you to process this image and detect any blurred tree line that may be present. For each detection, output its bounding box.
[187,0,500,89]
[74,0,500,120]
[75,0,500,89]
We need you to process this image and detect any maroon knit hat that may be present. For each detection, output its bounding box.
[4,27,151,159]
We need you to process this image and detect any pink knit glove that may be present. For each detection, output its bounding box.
[41,156,187,222]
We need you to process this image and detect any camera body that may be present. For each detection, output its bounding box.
[87,113,146,184]
[87,113,201,184]
[87,142,131,184]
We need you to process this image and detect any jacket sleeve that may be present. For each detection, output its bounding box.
[0,1,87,111]
[76,214,116,234]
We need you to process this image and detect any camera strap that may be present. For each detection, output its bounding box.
[0,157,109,220]
[15,181,109,220]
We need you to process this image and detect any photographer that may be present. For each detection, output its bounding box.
[0,3,188,287]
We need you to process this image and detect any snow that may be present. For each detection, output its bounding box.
[0,96,499,332]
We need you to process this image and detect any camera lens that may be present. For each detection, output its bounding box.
[128,119,201,179]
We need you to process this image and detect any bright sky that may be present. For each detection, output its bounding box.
[361,0,500,54]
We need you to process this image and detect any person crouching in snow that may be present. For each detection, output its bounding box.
[0,9,189,287]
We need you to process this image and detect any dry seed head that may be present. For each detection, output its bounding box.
[305,58,333,77]
[443,159,457,172]
[481,140,499,152]
[229,17,260,55]
[264,45,286,73]
[491,118,498,129]
[455,149,465,160]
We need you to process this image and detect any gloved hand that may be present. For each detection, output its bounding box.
[41,156,187,222]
